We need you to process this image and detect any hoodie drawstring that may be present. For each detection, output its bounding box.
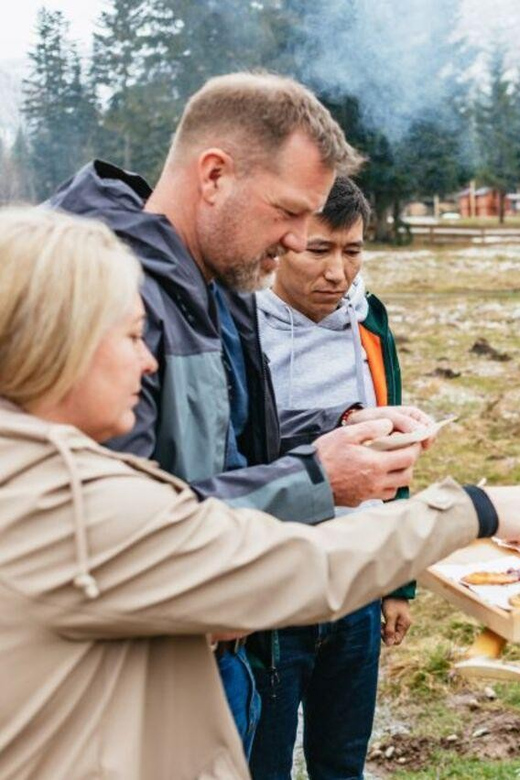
[347,302,368,406]
[286,304,296,408]
[48,431,100,599]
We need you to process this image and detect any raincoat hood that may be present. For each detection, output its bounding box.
[49,160,212,322]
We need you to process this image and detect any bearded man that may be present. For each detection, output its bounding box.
[50,72,427,757]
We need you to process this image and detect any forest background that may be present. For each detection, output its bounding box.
[2,0,520,240]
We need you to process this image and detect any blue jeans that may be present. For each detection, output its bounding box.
[217,645,262,760]
[249,601,381,780]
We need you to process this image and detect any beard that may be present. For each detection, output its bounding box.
[197,196,282,293]
[214,256,278,293]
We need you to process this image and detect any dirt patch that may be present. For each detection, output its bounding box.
[367,710,520,775]
[427,366,462,379]
[470,337,512,362]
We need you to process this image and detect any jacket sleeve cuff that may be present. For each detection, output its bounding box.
[463,486,498,538]
[288,445,335,523]
[386,582,416,600]
[196,448,336,524]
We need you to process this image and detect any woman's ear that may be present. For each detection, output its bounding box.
[198,148,235,204]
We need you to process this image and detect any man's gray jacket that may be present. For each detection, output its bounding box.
[49,160,336,522]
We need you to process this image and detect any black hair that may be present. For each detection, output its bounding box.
[318,176,370,232]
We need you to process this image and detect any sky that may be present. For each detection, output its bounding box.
[2,0,520,68]
[3,0,520,64]
[1,0,104,62]
[1,0,519,147]
[459,0,520,76]
[459,0,520,50]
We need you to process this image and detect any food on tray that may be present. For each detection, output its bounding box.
[462,568,520,586]
[509,593,520,609]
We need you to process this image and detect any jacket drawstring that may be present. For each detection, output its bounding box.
[48,431,100,599]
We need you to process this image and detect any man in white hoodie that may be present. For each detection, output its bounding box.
[250,177,416,780]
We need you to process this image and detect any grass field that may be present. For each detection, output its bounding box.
[295,242,520,779]
[364,243,520,488]
[366,243,520,779]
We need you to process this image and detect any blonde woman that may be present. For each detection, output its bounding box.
[0,207,516,780]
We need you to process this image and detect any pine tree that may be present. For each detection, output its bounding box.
[474,51,520,223]
[140,0,291,177]
[145,0,284,96]
[90,0,294,182]
[62,47,100,170]
[396,118,468,202]
[91,0,152,170]
[23,9,98,199]
[23,9,70,198]
[0,130,34,204]
[10,129,36,202]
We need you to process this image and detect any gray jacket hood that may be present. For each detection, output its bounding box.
[48,160,211,318]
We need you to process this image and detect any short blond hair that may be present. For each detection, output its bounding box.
[0,207,142,407]
[171,72,364,175]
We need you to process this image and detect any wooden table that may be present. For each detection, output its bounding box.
[419,539,520,681]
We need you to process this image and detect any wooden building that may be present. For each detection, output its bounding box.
[458,186,518,218]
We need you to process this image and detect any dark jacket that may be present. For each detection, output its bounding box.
[49,160,335,523]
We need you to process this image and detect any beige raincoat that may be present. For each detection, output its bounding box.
[0,400,479,779]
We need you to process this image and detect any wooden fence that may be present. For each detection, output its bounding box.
[409,223,520,244]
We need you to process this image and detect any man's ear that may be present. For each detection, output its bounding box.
[198,148,235,204]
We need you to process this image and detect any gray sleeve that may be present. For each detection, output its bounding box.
[278,404,359,454]
[192,445,335,524]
